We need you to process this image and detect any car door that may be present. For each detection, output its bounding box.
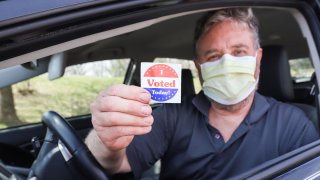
[0,0,146,175]
[0,0,320,179]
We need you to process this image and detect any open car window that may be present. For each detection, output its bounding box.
[0,59,130,129]
[289,57,314,83]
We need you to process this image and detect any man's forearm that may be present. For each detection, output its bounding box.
[85,130,130,174]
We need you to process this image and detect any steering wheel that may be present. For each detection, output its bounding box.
[28,111,109,180]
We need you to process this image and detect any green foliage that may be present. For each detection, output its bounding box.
[104,60,130,77]
[0,75,123,128]
[289,58,314,82]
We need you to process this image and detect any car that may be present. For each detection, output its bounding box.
[0,0,320,179]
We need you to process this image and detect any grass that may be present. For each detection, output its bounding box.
[0,75,123,128]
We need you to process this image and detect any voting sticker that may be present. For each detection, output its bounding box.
[141,63,181,103]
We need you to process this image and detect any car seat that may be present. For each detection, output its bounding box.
[181,69,195,97]
[258,45,319,129]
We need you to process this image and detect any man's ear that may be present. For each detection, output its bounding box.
[193,59,204,85]
[255,48,263,79]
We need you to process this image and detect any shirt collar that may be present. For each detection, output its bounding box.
[244,92,270,125]
[192,91,210,117]
[192,91,270,125]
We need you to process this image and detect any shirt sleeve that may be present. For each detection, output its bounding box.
[126,104,178,179]
[279,106,319,154]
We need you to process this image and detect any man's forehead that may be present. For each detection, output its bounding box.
[204,20,249,33]
[196,20,256,57]
[202,21,252,39]
[202,23,254,45]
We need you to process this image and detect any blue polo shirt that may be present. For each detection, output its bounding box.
[126,92,319,179]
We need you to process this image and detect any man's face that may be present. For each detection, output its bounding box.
[196,20,262,79]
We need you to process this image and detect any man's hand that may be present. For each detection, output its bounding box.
[90,84,153,152]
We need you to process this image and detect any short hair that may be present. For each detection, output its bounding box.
[194,8,260,57]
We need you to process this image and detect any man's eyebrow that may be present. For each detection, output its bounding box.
[202,44,249,56]
[231,44,250,49]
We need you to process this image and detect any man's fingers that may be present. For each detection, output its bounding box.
[96,95,152,117]
[103,136,135,152]
[90,84,154,152]
[100,84,151,103]
[93,112,154,127]
[98,126,152,142]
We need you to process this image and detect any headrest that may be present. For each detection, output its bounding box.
[181,69,195,97]
[258,45,295,102]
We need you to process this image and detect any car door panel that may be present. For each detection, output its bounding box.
[0,115,92,167]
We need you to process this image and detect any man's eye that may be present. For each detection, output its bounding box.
[207,55,220,62]
[233,50,246,56]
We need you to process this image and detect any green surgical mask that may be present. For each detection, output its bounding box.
[200,53,257,105]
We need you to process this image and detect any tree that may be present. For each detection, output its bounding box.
[0,86,21,125]
[65,64,87,75]
[105,59,129,77]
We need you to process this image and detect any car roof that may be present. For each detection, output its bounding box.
[66,8,308,65]
[0,0,98,21]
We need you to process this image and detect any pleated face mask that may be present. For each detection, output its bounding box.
[200,53,257,105]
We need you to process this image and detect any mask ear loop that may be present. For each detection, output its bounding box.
[253,50,260,84]
[254,51,258,58]
[195,60,202,67]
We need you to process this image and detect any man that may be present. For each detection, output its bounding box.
[85,8,319,179]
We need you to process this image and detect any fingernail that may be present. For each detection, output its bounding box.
[139,92,150,102]
[144,116,153,125]
[141,105,151,116]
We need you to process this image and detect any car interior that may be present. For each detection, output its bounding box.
[0,5,319,179]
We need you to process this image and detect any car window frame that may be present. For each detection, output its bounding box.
[231,139,320,179]
[0,0,320,178]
